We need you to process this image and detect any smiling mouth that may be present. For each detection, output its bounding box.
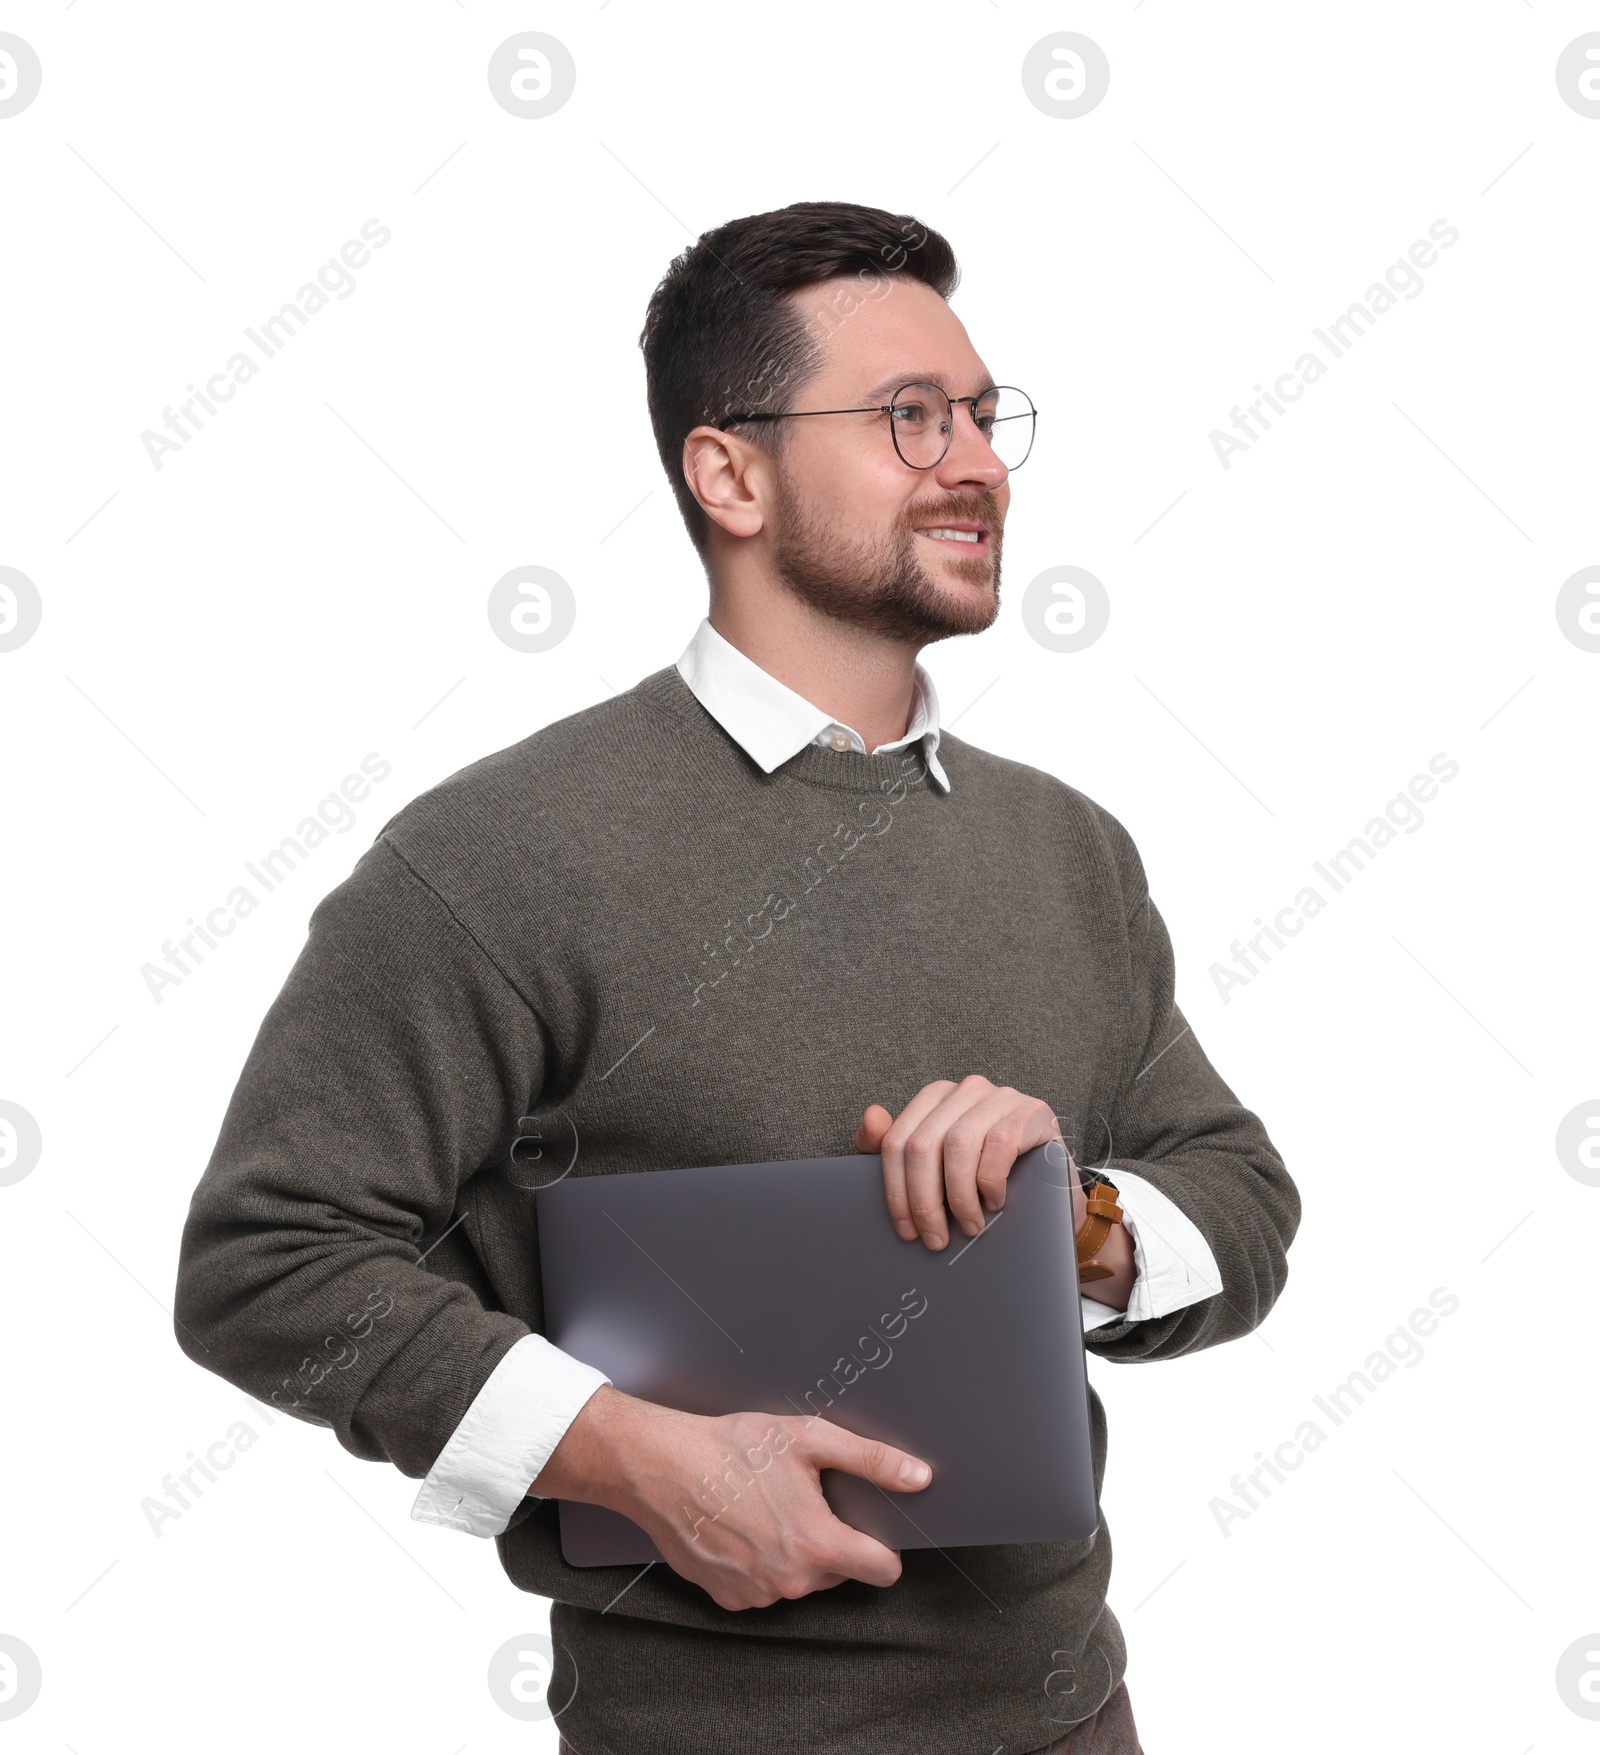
[915,526,988,549]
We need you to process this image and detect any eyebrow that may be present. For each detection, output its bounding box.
[858,371,999,404]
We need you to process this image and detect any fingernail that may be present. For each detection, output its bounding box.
[962,1217,981,1235]
[900,1459,931,1487]
[896,1222,917,1240]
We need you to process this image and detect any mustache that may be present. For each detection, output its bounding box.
[897,492,1004,531]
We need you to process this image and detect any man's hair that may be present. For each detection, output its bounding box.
[638,200,959,560]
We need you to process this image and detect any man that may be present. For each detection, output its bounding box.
[174,200,1299,1755]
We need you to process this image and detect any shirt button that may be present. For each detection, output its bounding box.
[829,731,852,752]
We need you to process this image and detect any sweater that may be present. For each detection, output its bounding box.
[172,662,1300,1755]
[413,617,1223,1539]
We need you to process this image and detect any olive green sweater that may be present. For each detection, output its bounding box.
[173,663,1299,1755]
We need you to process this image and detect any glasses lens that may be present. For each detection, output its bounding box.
[888,383,953,468]
[976,387,1036,470]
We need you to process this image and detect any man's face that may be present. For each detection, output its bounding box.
[761,276,1012,645]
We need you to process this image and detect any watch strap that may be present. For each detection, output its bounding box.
[1073,1162,1123,1285]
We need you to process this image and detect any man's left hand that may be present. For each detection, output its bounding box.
[854,1075,1085,1250]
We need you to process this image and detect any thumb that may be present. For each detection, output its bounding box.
[796,1416,932,1493]
[854,1103,893,1153]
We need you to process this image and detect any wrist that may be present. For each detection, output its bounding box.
[1073,1157,1126,1288]
[529,1382,640,1508]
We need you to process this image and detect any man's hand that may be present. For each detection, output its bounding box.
[529,1385,933,1611]
[854,1074,1084,1250]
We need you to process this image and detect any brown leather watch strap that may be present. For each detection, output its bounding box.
[1075,1179,1124,1285]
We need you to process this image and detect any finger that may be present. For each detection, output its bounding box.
[816,1520,906,1592]
[878,1080,958,1241]
[854,1103,892,1154]
[789,1418,926,1590]
[793,1414,933,1492]
[900,1077,999,1247]
[969,1096,1063,1220]
[934,1081,1031,1237]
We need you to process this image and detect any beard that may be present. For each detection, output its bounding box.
[768,471,1004,644]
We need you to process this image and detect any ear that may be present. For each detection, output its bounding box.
[682,424,771,541]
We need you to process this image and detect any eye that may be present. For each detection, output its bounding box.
[891,400,928,426]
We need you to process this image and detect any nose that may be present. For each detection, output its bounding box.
[933,399,1010,495]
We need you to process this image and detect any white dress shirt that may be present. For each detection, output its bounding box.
[411,618,1223,1536]
[675,614,953,790]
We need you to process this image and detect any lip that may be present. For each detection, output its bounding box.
[914,521,990,550]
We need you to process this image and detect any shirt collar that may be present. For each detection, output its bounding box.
[675,616,951,792]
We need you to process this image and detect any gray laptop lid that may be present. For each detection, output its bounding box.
[534,1140,1100,1566]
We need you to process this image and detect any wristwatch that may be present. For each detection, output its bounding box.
[1070,1150,1124,1285]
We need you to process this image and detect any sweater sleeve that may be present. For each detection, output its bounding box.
[172,832,548,1480]
[1079,808,1301,1361]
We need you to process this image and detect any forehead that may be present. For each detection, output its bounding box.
[788,275,992,398]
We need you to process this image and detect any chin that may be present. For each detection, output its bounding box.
[940,561,1001,602]
[920,583,1001,640]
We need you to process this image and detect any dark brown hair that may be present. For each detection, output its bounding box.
[638,200,959,560]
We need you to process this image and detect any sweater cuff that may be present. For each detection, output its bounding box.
[1079,1168,1224,1331]
[410,1333,611,1537]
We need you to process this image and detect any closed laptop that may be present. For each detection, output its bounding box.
[534,1139,1100,1566]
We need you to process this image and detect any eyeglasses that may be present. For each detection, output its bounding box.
[716,381,1037,472]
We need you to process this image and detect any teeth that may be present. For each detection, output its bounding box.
[920,528,981,543]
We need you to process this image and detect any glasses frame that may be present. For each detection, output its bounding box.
[716,381,1037,472]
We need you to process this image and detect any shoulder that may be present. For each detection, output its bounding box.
[937,729,1152,920]
[372,666,686,865]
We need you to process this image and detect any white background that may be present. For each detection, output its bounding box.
[2,3,1597,1750]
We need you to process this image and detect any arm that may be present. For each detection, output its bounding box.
[173,834,931,1606]
[853,806,1270,1345]
[1079,812,1301,1361]
[1078,1170,1224,1331]
[412,1333,610,1535]
[172,836,583,1483]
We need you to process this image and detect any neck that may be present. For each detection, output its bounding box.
[708,587,921,750]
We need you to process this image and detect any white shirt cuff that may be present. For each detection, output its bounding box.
[410,1333,611,1537]
[1078,1168,1224,1331]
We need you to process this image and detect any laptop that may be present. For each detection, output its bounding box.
[534,1140,1100,1566]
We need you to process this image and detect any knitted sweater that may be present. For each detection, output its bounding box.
[173,663,1300,1755]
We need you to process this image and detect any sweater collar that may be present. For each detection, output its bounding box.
[673,616,951,793]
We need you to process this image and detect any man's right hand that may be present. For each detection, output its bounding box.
[528,1384,933,1611]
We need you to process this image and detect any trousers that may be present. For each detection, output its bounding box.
[556,1678,1144,1755]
